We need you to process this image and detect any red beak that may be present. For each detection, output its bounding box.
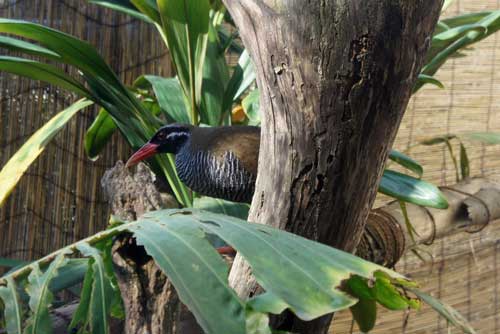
[125,143,160,168]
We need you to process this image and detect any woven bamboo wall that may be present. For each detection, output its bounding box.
[0,0,173,260]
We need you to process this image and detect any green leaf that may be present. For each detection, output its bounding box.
[247,292,289,315]
[0,35,60,59]
[420,136,460,182]
[0,209,474,333]
[0,56,91,98]
[245,308,271,334]
[420,134,457,146]
[25,251,70,334]
[388,150,423,177]
[232,50,256,101]
[242,89,261,126]
[68,260,93,334]
[462,132,500,145]
[415,74,444,92]
[441,12,493,28]
[442,0,454,12]
[373,272,418,311]
[459,143,470,179]
[0,99,93,206]
[433,24,486,43]
[0,258,28,269]
[193,196,249,220]
[0,19,123,90]
[200,18,229,125]
[379,170,449,209]
[134,75,190,123]
[408,288,477,334]
[48,259,88,295]
[156,0,211,123]
[399,200,419,245]
[0,277,23,334]
[222,50,256,116]
[128,217,247,334]
[130,0,161,23]
[84,108,118,160]
[89,0,154,23]
[350,298,377,333]
[76,243,114,334]
[158,210,408,320]
[416,11,500,92]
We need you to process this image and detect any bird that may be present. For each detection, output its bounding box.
[126,124,260,203]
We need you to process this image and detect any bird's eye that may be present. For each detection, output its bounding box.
[157,132,166,139]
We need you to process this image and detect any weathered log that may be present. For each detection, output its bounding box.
[103,162,202,334]
[223,1,444,332]
[358,177,500,266]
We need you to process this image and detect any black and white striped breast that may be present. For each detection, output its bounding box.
[175,143,256,203]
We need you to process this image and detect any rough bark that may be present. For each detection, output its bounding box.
[102,162,202,334]
[223,1,444,332]
[112,234,202,334]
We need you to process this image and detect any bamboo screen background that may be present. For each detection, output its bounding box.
[0,0,499,333]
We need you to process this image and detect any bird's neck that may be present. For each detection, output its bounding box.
[175,141,215,193]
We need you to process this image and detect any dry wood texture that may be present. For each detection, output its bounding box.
[224,1,443,332]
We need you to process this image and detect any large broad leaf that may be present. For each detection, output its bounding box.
[0,19,124,90]
[0,99,93,206]
[0,277,23,334]
[200,17,230,125]
[0,56,91,98]
[0,209,473,334]
[156,0,211,123]
[69,261,94,334]
[134,75,190,123]
[379,170,449,209]
[24,252,70,334]
[193,196,250,220]
[134,210,413,322]
[0,35,60,59]
[49,259,88,295]
[76,243,115,334]
[0,258,28,269]
[128,216,247,333]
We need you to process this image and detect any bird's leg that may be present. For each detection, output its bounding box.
[216,246,236,256]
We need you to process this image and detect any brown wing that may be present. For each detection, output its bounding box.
[192,126,260,176]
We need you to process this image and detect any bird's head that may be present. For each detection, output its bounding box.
[125,124,192,168]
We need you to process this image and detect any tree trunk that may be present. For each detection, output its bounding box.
[223,1,443,332]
